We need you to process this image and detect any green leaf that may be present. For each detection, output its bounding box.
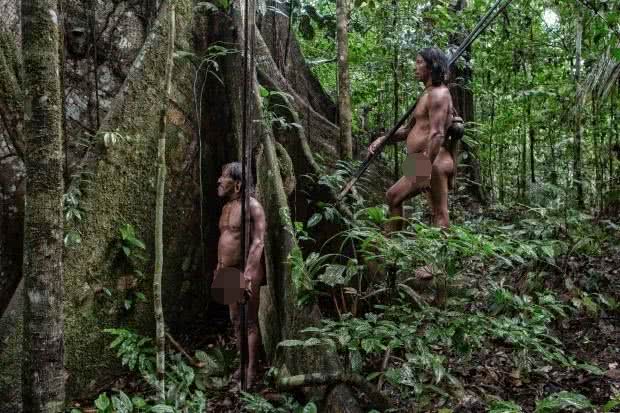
[534,391,592,413]
[578,363,604,375]
[307,213,323,228]
[194,2,220,12]
[319,264,347,287]
[489,400,523,413]
[111,396,130,413]
[95,393,111,411]
[303,402,318,413]
[603,396,620,412]
[541,245,554,258]
[173,50,197,60]
[126,237,146,250]
[366,371,382,381]
[612,48,620,62]
[150,405,175,413]
[277,339,305,347]
[350,350,363,373]
[118,391,133,412]
[131,397,147,408]
[303,337,322,347]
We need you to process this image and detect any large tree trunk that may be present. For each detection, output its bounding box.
[204,2,361,409]
[21,0,66,410]
[1,3,199,405]
[1,0,359,410]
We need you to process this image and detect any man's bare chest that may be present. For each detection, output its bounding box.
[412,93,430,127]
[219,202,242,232]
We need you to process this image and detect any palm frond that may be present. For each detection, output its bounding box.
[577,45,620,104]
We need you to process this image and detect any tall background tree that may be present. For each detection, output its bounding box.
[20,0,65,410]
[337,0,353,158]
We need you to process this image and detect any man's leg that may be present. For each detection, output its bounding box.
[430,158,452,228]
[245,276,262,388]
[386,176,429,233]
[246,324,260,388]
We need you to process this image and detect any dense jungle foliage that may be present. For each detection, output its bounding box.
[2,0,619,412]
[68,0,619,411]
[297,0,620,210]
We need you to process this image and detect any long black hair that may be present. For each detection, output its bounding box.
[418,47,448,86]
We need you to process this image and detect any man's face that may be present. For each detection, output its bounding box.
[217,166,240,198]
[415,55,430,82]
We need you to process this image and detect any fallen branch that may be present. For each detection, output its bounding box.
[165,332,202,368]
[276,372,391,411]
[376,347,392,391]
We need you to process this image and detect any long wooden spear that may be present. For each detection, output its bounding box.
[240,0,256,392]
[337,0,513,200]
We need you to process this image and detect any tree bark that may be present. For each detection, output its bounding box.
[0,159,24,317]
[336,0,352,159]
[0,30,25,159]
[21,0,65,410]
[0,36,25,314]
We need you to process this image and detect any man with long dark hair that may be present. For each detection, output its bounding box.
[369,47,456,230]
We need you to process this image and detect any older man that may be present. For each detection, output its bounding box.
[214,162,266,388]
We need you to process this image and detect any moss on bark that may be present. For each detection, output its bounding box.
[1,0,198,404]
[62,0,195,397]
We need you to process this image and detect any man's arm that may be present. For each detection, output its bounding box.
[368,125,411,155]
[244,198,266,293]
[389,125,411,143]
[426,89,451,163]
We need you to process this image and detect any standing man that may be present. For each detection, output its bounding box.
[214,162,266,388]
[369,47,456,230]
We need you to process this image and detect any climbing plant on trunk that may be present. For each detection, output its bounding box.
[154,0,176,401]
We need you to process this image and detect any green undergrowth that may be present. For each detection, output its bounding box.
[67,326,321,413]
[274,165,620,411]
[67,327,236,412]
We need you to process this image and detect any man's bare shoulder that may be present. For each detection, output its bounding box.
[428,86,451,101]
[249,197,265,212]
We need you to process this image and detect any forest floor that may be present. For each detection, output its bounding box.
[185,205,620,412]
[70,203,620,413]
